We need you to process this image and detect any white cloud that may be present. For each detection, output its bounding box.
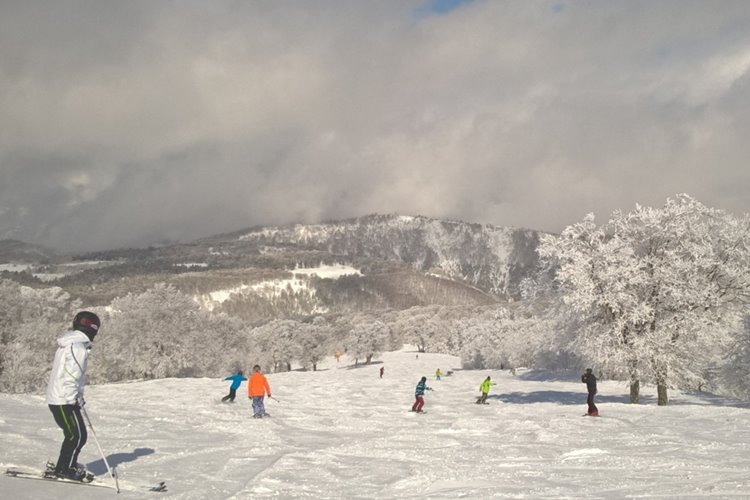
[1,1,749,251]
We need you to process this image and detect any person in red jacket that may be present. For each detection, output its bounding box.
[248,365,271,418]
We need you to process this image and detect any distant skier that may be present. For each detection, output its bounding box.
[435,368,442,381]
[46,311,101,482]
[248,365,272,418]
[581,368,599,416]
[476,376,496,404]
[335,351,341,363]
[411,376,432,413]
[379,366,384,378]
[221,370,247,403]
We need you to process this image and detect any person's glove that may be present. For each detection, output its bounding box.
[75,396,86,408]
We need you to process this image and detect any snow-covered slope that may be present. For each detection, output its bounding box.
[2,349,749,499]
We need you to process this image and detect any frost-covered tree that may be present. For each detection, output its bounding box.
[394,306,441,352]
[344,316,389,365]
[722,316,750,398]
[297,317,333,371]
[455,307,553,371]
[538,195,750,405]
[0,281,79,392]
[250,319,301,372]
[94,283,210,381]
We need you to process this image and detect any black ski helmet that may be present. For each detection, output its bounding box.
[73,311,101,341]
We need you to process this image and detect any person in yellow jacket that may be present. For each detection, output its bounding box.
[477,376,496,404]
[248,365,271,418]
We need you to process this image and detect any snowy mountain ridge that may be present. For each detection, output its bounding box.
[0,214,543,312]
[231,214,542,297]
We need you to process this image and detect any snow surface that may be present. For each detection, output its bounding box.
[2,348,750,499]
[291,264,361,278]
[197,264,361,311]
[0,263,32,272]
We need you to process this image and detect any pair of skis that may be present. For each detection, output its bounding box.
[5,467,167,493]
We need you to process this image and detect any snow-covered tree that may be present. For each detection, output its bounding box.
[94,283,210,381]
[250,319,301,372]
[538,195,750,405]
[454,306,553,371]
[0,281,78,392]
[344,316,389,365]
[722,316,750,398]
[297,316,334,371]
[393,306,441,352]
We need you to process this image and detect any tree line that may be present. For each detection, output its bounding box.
[1,194,748,405]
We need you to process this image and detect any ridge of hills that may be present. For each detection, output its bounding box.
[0,214,546,317]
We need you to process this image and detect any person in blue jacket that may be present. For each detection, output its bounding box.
[221,370,247,402]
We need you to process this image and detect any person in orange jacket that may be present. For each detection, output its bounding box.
[248,364,271,418]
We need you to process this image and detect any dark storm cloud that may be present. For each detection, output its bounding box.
[1,0,749,252]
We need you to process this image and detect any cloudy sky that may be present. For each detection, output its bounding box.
[1,0,749,253]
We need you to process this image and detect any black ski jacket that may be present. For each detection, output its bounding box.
[581,373,597,394]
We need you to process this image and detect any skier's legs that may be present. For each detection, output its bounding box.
[413,396,425,412]
[479,393,488,404]
[228,388,237,402]
[49,404,87,474]
[252,396,266,417]
[587,392,598,414]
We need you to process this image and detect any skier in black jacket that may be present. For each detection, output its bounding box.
[581,368,599,416]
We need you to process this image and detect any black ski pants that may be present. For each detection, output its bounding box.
[587,391,598,414]
[49,404,87,473]
[222,388,237,402]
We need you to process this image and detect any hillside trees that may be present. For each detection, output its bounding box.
[455,307,553,371]
[722,316,750,398]
[93,283,242,381]
[250,319,302,372]
[0,280,79,392]
[393,306,442,353]
[297,317,334,371]
[344,315,390,365]
[538,195,750,405]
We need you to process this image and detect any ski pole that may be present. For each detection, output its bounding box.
[81,406,120,493]
[269,396,281,403]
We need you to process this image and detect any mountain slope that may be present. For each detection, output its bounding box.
[0,214,545,313]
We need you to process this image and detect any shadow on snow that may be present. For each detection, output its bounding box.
[86,447,155,475]
[494,391,651,405]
